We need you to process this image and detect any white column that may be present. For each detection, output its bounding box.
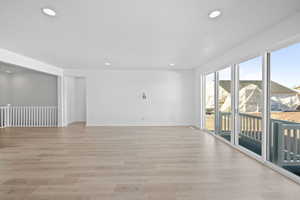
[262,52,271,161]
[214,72,219,134]
[57,75,65,127]
[199,73,206,129]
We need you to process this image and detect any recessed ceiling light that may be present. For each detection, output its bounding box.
[209,10,221,19]
[105,62,111,66]
[42,8,57,17]
[169,63,175,67]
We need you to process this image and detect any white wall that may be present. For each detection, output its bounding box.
[0,72,10,104]
[85,69,195,126]
[64,76,75,125]
[74,78,86,122]
[0,71,57,106]
[63,76,86,125]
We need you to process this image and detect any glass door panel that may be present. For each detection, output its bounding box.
[268,42,300,177]
[218,67,232,141]
[238,57,263,155]
[205,73,215,132]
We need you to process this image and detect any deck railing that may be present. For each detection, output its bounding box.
[240,113,262,142]
[219,112,231,133]
[277,124,300,166]
[219,112,300,167]
[0,105,58,128]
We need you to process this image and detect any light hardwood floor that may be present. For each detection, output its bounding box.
[0,123,299,200]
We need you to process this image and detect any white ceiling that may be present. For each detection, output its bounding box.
[0,0,300,69]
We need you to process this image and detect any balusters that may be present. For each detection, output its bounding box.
[238,113,262,142]
[0,105,58,128]
[277,124,300,165]
[219,112,232,133]
[286,129,291,162]
[0,107,5,128]
[297,130,300,162]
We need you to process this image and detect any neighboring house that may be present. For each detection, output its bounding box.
[294,86,300,91]
[207,80,300,112]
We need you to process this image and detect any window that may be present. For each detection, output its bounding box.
[268,42,300,177]
[218,67,232,141]
[201,41,300,181]
[205,73,215,132]
[238,57,263,155]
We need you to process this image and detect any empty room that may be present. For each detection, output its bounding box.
[1,0,300,199]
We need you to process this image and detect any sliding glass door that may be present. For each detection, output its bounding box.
[217,67,232,141]
[268,42,300,177]
[202,41,300,180]
[238,57,263,155]
[205,73,215,132]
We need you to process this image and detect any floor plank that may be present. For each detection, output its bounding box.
[0,124,299,200]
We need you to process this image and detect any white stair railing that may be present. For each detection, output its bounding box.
[0,106,10,128]
[0,105,58,128]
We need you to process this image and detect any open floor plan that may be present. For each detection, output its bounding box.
[0,1,300,199]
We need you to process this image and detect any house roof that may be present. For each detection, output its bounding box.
[219,80,298,95]
[294,86,300,90]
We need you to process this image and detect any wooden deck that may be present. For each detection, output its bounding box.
[0,123,299,200]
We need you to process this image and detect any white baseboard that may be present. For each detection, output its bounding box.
[86,121,194,127]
